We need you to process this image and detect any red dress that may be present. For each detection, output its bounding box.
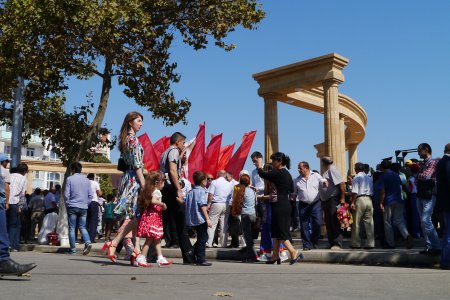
[136,191,164,239]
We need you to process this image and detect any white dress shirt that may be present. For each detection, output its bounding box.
[251,168,265,196]
[207,176,233,204]
[293,172,323,204]
[9,173,27,206]
[351,172,373,196]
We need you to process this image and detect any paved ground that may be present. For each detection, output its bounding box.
[2,252,449,300]
[21,236,442,268]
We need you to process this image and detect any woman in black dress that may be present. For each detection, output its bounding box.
[257,152,303,265]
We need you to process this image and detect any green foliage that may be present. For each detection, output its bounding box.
[0,0,264,164]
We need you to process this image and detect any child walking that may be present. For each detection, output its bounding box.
[104,194,115,241]
[132,171,172,267]
[184,171,213,266]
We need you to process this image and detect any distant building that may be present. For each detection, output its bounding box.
[0,125,110,190]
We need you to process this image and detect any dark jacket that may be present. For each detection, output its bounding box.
[436,155,450,212]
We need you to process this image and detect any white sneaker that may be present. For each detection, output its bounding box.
[136,254,151,268]
[280,251,289,262]
[157,256,173,267]
[257,253,272,262]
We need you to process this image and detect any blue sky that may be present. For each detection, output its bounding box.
[65,0,450,175]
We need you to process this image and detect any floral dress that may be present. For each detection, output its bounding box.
[136,190,164,239]
[114,133,144,218]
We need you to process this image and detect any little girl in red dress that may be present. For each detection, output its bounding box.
[133,171,172,267]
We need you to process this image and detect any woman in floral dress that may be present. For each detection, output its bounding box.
[102,111,145,263]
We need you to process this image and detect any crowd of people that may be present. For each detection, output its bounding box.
[0,110,449,275]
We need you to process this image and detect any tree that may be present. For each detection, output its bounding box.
[0,0,265,167]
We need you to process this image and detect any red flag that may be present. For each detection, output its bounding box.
[216,143,235,176]
[187,123,206,182]
[138,133,159,171]
[153,136,170,160]
[227,131,257,180]
[203,134,222,177]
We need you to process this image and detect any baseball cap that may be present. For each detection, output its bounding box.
[0,153,10,162]
[239,170,250,177]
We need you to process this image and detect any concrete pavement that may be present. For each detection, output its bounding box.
[1,252,449,300]
[19,237,442,269]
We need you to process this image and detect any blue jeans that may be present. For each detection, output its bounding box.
[417,196,441,250]
[6,204,21,250]
[0,203,10,261]
[67,207,91,252]
[298,200,322,249]
[441,211,450,268]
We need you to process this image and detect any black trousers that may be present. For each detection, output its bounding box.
[322,196,343,248]
[241,214,257,260]
[162,184,193,261]
[87,201,99,242]
[193,222,208,263]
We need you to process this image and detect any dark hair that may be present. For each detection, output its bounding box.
[390,162,402,173]
[193,170,206,186]
[250,151,263,159]
[70,162,82,173]
[299,161,310,170]
[321,157,333,165]
[16,163,28,175]
[270,152,291,169]
[106,194,114,202]
[418,143,432,154]
[170,132,186,145]
[354,162,365,173]
[119,111,144,154]
[55,184,61,191]
[34,188,42,195]
[43,189,49,196]
[87,173,95,180]
[380,159,392,170]
[373,171,382,182]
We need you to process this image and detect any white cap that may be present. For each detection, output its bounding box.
[239,170,250,177]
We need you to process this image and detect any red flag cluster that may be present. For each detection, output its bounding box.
[138,123,256,182]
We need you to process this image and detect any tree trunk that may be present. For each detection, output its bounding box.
[57,58,113,246]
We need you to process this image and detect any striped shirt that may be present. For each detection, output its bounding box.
[9,173,27,208]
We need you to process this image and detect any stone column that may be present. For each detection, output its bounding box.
[339,116,347,178]
[264,94,279,162]
[348,143,358,176]
[26,170,33,193]
[323,79,344,175]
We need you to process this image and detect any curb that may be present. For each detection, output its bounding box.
[20,244,441,268]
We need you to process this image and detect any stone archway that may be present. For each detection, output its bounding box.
[252,53,367,176]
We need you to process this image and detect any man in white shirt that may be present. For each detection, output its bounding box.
[250,152,265,197]
[0,154,10,211]
[207,170,232,247]
[320,156,346,250]
[350,162,375,249]
[87,173,102,243]
[293,161,324,250]
[7,163,28,251]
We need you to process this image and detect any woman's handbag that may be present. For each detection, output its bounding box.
[117,157,129,172]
